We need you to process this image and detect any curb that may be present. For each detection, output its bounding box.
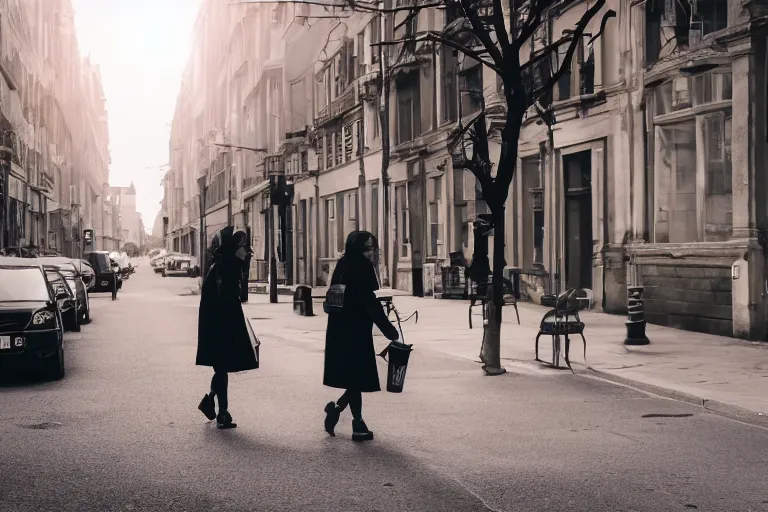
[585,368,768,429]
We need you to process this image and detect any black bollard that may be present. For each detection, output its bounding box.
[625,286,650,345]
[293,285,314,317]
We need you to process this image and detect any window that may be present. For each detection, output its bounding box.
[655,122,697,243]
[441,48,458,122]
[334,130,343,166]
[460,64,483,115]
[325,134,333,169]
[395,184,408,258]
[396,71,421,144]
[324,198,336,257]
[357,32,366,77]
[427,176,443,257]
[369,18,381,64]
[344,123,353,161]
[370,181,379,238]
[520,157,543,269]
[348,192,357,221]
[646,0,728,64]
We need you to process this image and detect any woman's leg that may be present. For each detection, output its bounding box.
[336,389,353,412]
[211,367,229,413]
[347,390,363,421]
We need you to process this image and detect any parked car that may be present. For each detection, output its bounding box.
[35,257,91,325]
[44,269,80,332]
[84,251,120,294]
[162,254,194,277]
[0,258,65,380]
[76,259,96,292]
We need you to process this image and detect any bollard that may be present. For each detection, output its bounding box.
[624,286,650,345]
[293,285,314,316]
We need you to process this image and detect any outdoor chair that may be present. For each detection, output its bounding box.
[468,275,520,329]
[534,288,588,372]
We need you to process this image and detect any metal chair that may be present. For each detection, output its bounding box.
[468,276,520,329]
[534,288,587,372]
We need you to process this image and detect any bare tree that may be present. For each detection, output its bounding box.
[240,0,615,374]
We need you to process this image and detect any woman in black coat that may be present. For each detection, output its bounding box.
[196,226,258,429]
[323,231,400,441]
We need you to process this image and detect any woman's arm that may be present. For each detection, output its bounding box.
[358,287,400,341]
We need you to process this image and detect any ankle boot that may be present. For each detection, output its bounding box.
[216,411,237,429]
[324,402,341,437]
[352,419,373,442]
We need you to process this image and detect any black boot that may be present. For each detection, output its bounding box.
[352,419,373,442]
[216,411,237,429]
[198,393,216,421]
[324,402,341,437]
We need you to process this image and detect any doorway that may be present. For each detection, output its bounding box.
[563,150,593,291]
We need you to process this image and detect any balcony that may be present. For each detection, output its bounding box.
[314,85,359,127]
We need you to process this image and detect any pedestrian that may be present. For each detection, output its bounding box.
[111,270,118,301]
[196,226,257,429]
[323,231,400,442]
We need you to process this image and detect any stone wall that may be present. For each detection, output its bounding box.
[638,264,732,337]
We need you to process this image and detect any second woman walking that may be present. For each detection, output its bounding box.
[322,231,400,441]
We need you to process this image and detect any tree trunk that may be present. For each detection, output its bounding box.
[479,205,507,375]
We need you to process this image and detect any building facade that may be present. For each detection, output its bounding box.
[0,0,112,257]
[166,0,767,340]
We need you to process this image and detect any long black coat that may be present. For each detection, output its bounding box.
[196,255,259,373]
[323,237,399,392]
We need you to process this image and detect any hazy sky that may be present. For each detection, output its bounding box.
[72,0,202,231]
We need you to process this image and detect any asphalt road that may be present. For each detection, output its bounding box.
[2,261,768,512]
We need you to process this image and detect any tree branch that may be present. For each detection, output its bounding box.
[529,3,614,106]
[459,0,504,69]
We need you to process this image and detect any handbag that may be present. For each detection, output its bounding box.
[245,317,261,369]
[323,262,349,314]
[323,283,346,314]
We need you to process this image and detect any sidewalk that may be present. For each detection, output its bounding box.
[383,295,768,420]
[244,291,768,422]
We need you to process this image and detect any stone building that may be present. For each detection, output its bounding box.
[0,0,111,256]
[166,0,767,340]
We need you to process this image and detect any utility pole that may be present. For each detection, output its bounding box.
[378,13,392,288]
[198,175,207,279]
[269,202,278,303]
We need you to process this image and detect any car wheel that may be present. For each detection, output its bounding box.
[83,308,91,324]
[162,269,167,277]
[45,345,65,381]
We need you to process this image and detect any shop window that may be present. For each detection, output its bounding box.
[655,122,697,243]
[703,113,732,241]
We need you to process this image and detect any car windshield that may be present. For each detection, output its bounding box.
[0,267,50,302]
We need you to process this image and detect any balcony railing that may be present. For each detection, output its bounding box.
[314,85,358,126]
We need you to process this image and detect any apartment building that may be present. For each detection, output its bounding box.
[0,0,112,256]
[167,0,767,340]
